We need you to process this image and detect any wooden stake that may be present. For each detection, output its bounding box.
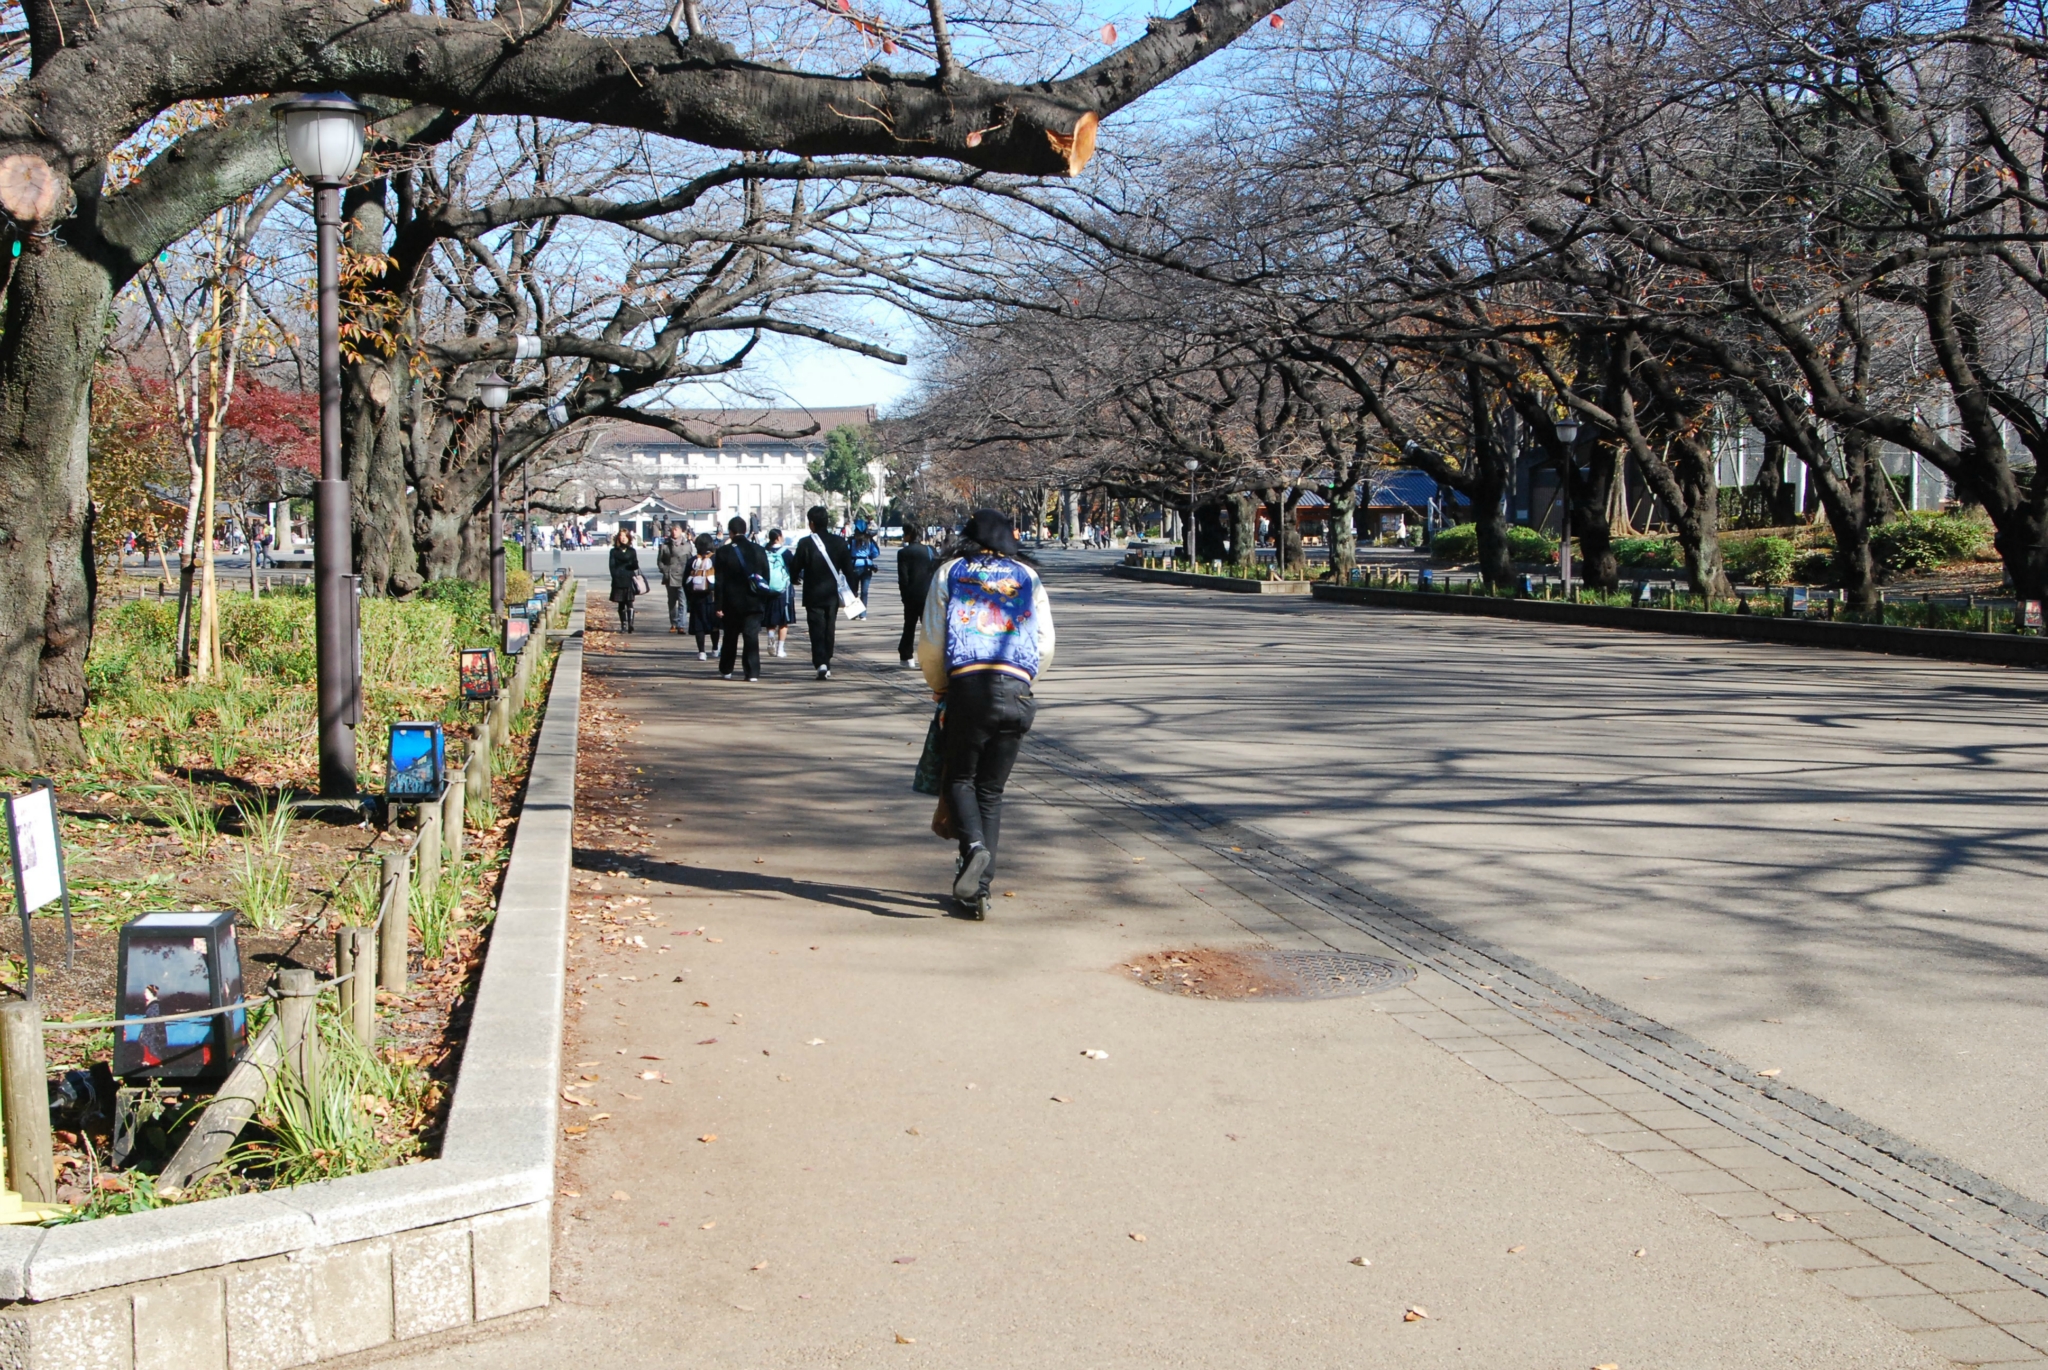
[0,1002,55,1203]
[275,968,319,1094]
[378,850,408,994]
[348,928,376,1044]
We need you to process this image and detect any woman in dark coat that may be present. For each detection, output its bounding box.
[684,533,721,657]
[608,529,643,632]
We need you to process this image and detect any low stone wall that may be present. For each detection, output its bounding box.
[0,591,585,1370]
[1309,582,2048,669]
[1108,564,1314,595]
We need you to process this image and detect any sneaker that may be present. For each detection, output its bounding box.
[697,651,708,661]
[721,672,736,680]
[902,658,915,668]
[953,843,992,901]
[817,665,831,680]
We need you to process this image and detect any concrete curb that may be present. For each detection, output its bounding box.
[1106,564,1315,595]
[0,588,585,1366]
[1306,582,2048,667]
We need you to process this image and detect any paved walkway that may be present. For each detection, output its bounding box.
[366,555,2048,1367]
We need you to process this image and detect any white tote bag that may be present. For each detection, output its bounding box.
[809,533,867,619]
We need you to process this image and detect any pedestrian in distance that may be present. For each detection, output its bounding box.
[608,528,644,633]
[788,504,863,680]
[848,517,882,607]
[713,516,773,681]
[657,525,691,634]
[763,528,794,658]
[896,524,938,667]
[685,533,720,658]
[919,509,1055,919]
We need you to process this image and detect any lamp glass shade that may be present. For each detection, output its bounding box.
[114,910,244,1080]
[477,373,512,411]
[276,94,369,183]
[1555,419,1580,446]
[1183,459,1200,471]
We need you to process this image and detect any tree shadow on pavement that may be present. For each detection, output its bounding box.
[572,847,952,920]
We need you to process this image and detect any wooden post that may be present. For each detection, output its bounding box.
[465,738,490,809]
[348,928,376,1043]
[157,1022,278,1196]
[379,849,409,994]
[0,1001,55,1203]
[416,807,443,903]
[441,780,465,864]
[489,694,511,753]
[333,926,356,1030]
[275,968,319,1093]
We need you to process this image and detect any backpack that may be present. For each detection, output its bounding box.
[767,548,790,594]
[851,535,880,573]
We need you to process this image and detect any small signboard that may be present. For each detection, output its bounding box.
[386,722,446,800]
[114,910,244,1080]
[504,615,530,656]
[1636,581,1656,605]
[4,779,74,995]
[459,646,498,701]
[2024,600,2043,631]
[1785,587,1811,616]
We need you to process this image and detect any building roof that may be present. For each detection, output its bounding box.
[596,490,722,514]
[591,407,878,450]
[1369,470,1471,509]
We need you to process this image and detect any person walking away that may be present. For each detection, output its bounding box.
[848,517,882,608]
[657,525,691,634]
[685,534,720,658]
[789,505,861,680]
[608,529,644,633]
[919,510,1055,919]
[713,517,773,681]
[763,529,794,658]
[896,524,939,668]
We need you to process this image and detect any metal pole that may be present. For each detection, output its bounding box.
[1186,471,1196,565]
[313,181,356,798]
[1558,451,1574,597]
[490,411,505,621]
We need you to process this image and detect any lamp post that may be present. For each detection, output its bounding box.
[1554,416,1580,596]
[477,372,511,619]
[1183,458,1200,565]
[276,93,371,799]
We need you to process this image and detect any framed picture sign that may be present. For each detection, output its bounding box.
[386,722,446,801]
[459,647,498,701]
[504,615,530,656]
[4,779,75,996]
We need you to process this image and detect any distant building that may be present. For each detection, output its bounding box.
[558,407,877,538]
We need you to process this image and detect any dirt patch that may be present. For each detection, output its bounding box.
[1120,948,1297,1000]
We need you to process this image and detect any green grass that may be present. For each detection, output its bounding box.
[150,788,220,859]
[232,1009,434,1187]
[236,846,294,930]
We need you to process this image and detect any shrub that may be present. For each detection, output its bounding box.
[1612,537,1681,570]
[1429,523,1557,564]
[1794,550,1835,584]
[1872,513,1992,576]
[1725,536,1796,587]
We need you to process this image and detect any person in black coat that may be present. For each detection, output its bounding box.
[712,517,772,681]
[786,505,859,679]
[895,524,939,667]
[607,529,642,632]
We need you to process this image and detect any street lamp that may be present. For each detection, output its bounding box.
[1554,415,1580,596]
[276,92,371,799]
[477,372,511,620]
[1183,459,1200,565]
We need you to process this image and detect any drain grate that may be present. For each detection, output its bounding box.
[1125,948,1415,1000]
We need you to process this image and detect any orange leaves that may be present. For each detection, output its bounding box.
[1099,22,1117,43]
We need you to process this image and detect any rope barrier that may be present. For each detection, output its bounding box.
[42,969,356,1032]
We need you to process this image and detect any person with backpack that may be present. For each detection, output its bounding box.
[684,533,720,659]
[788,505,862,680]
[713,516,774,681]
[918,510,1056,919]
[763,528,794,658]
[608,528,644,633]
[896,524,939,668]
[848,517,882,608]
[657,525,692,634]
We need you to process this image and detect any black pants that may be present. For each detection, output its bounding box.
[897,598,919,662]
[718,610,764,679]
[943,672,1036,893]
[805,602,837,667]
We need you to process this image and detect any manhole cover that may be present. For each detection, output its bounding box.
[1123,948,1415,1001]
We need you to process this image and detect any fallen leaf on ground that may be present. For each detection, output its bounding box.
[1404,1306,1429,1322]
[895,1334,916,1345]
[707,937,724,943]
[591,1112,611,1121]
[640,1054,664,1060]
[751,1261,768,1272]
[619,1092,642,1101]
[1003,891,1016,898]
[699,1134,718,1143]
[778,1074,792,1082]
[1129,1232,1146,1242]
[1774,1212,1801,1222]
[1507,1245,1526,1254]
[1082,1049,1109,1060]
[697,1038,718,1046]
[700,1221,716,1230]
[1757,1068,1781,1078]
[1350,1256,1371,1266]
[563,1125,587,1135]
[641,1070,666,1080]
[1051,1096,1070,1104]
[806,1038,826,1046]
[1595,1364,1619,1369]
[754,857,766,863]
[1632,1248,1647,1257]
[893,1255,917,1264]
[905,1126,920,1135]
[611,1191,630,1201]
[694,1000,711,1007]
